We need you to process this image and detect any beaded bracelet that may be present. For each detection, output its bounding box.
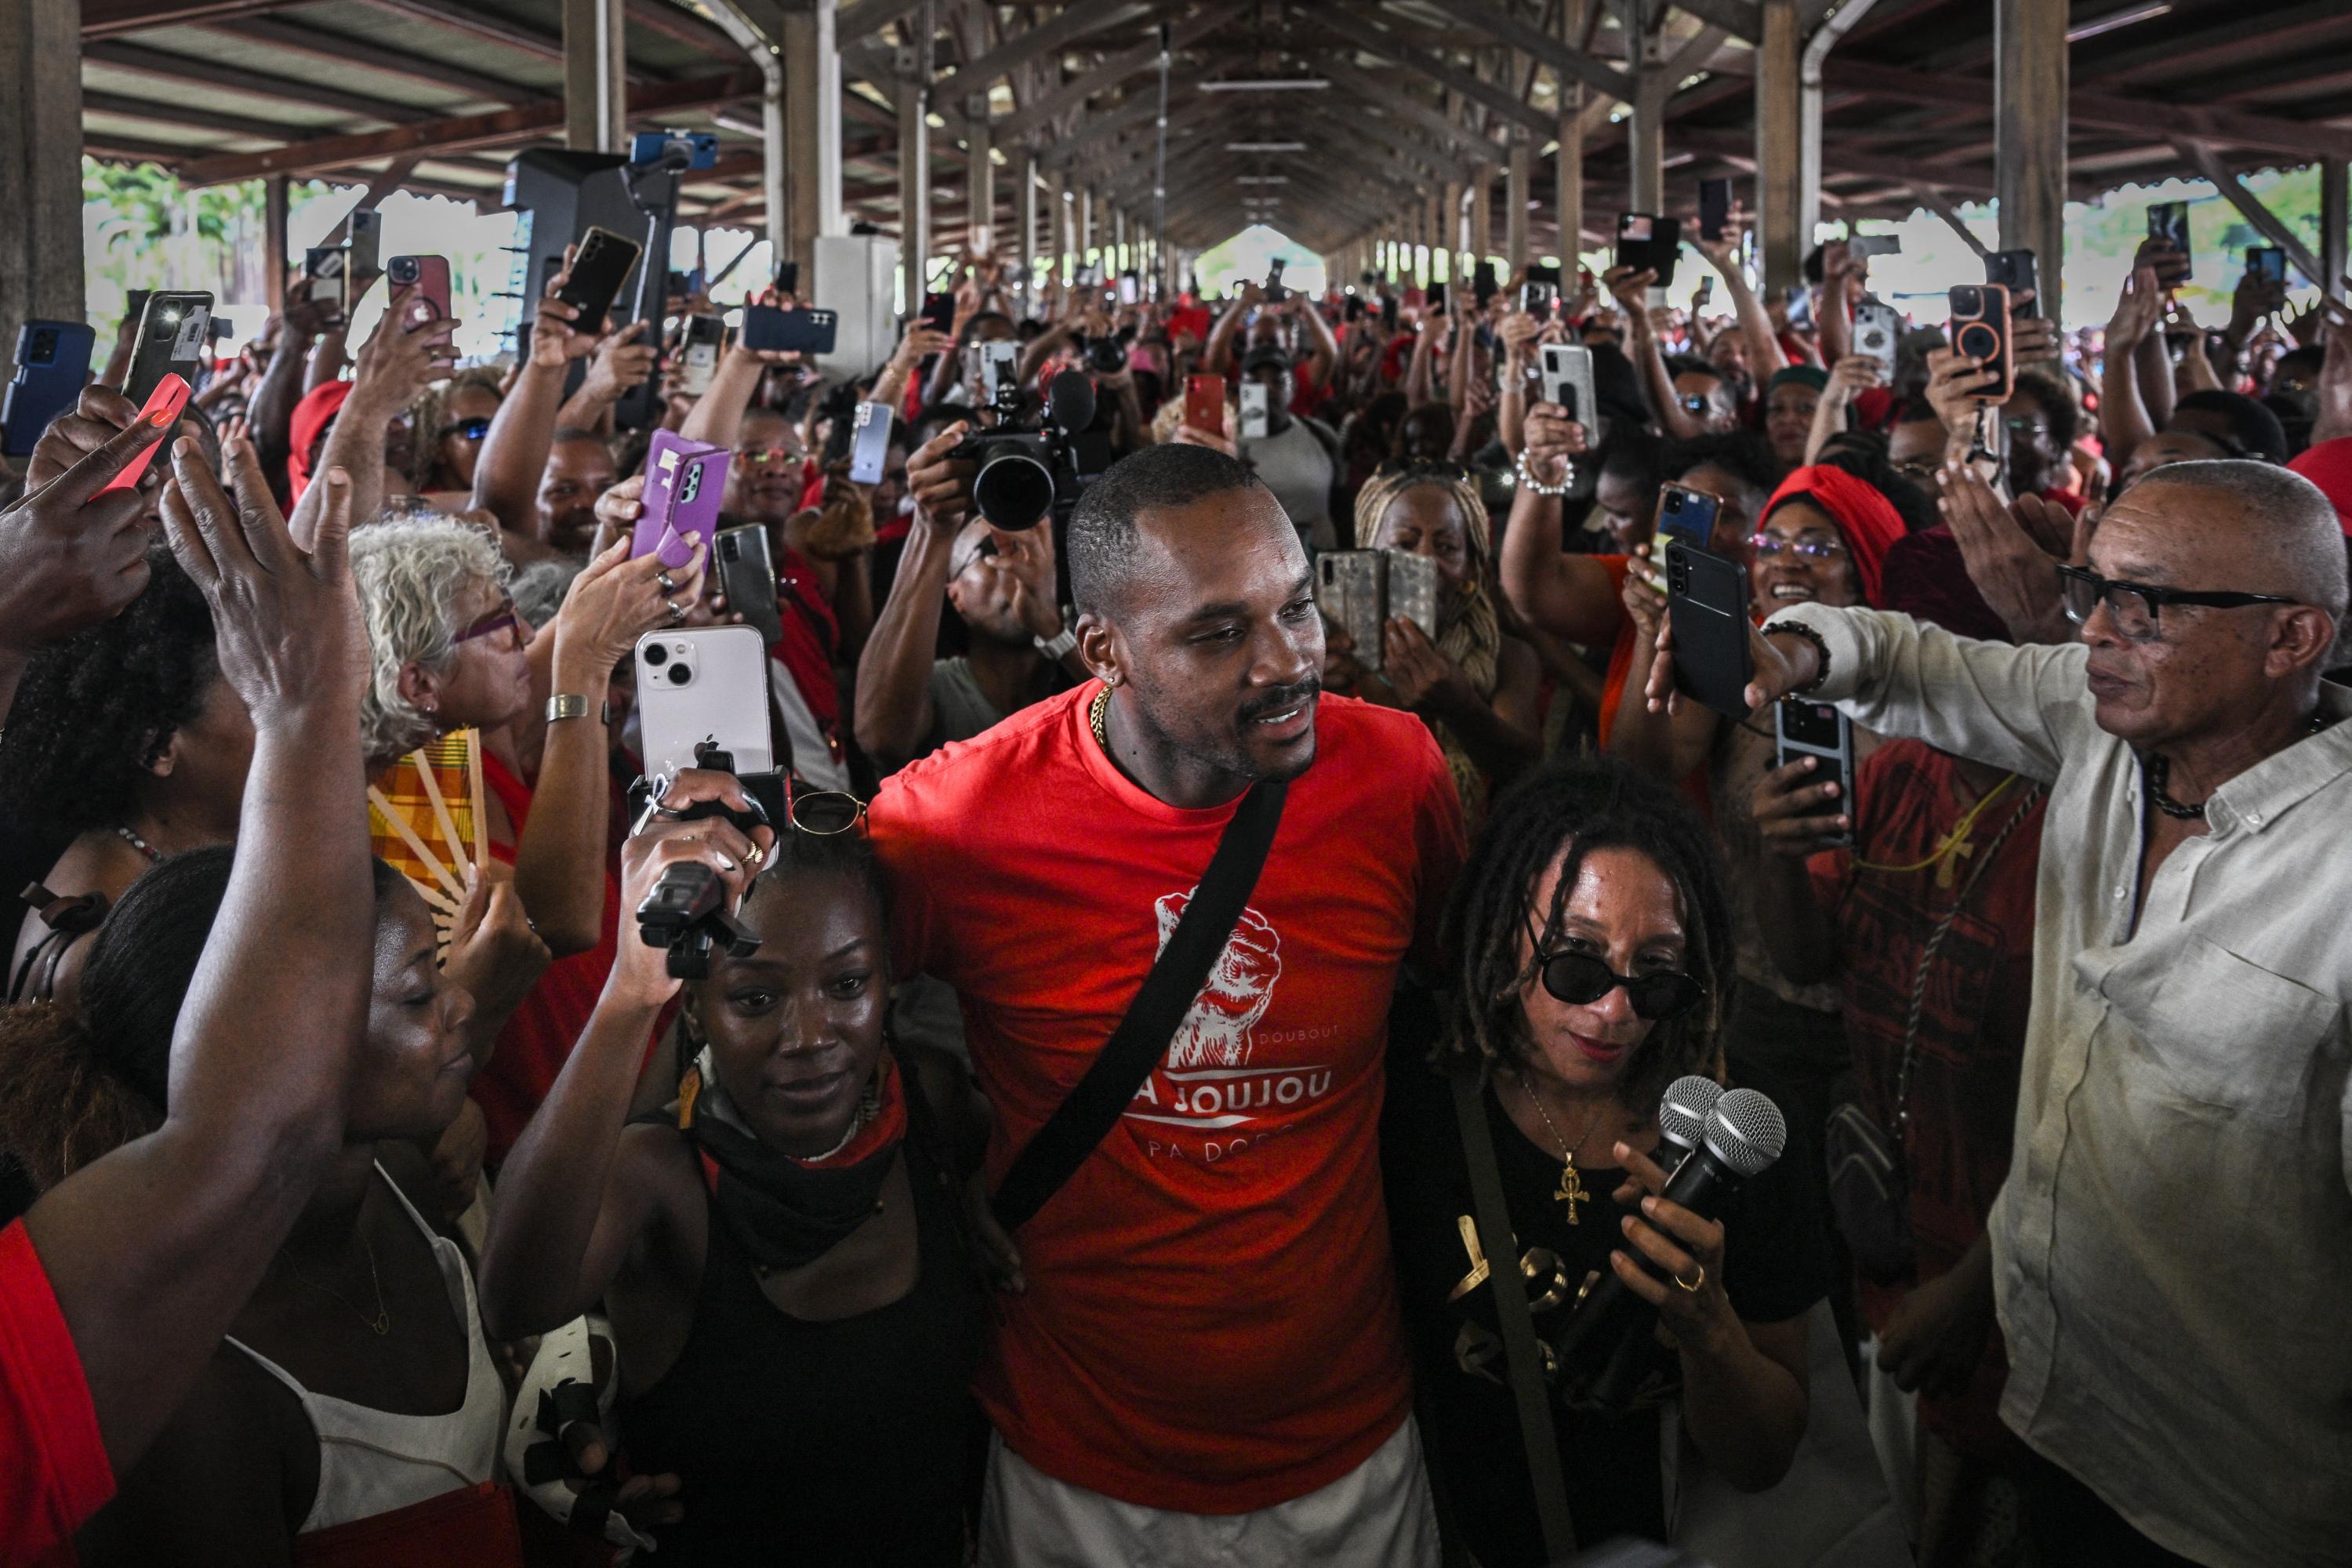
[1759,619,1832,695]
[1514,446,1577,498]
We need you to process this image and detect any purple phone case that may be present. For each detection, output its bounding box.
[633,430,730,566]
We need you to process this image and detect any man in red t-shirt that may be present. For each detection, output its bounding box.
[871,444,1464,1562]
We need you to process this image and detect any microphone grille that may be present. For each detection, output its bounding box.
[1657,1074,1723,1152]
[1704,1088,1788,1178]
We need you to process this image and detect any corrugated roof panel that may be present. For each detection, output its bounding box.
[129,24,494,113]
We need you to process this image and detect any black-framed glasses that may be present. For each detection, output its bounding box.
[1537,949,1705,1022]
[787,789,866,836]
[438,417,492,441]
[2056,564,2298,643]
[454,592,524,649]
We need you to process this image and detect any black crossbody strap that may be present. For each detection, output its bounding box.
[991,779,1289,1232]
[1452,1069,1579,1562]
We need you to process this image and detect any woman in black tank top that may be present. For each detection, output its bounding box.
[480,773,993,1564]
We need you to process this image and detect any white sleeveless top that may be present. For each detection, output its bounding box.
[227,1163,505,1533]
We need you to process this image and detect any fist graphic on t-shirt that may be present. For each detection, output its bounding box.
[1152,893,1283,1069]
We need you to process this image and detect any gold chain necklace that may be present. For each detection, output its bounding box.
[281,1230,392,1337]
[1513,1076,1610,1225]
[1089,684,1112,752]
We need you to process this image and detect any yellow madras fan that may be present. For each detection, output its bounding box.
[365,728,487,957]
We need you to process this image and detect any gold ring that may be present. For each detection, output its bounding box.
[1675,1264,1705,1293]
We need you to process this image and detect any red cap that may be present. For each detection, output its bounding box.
[287,379,355,503]
[2288,436,2352,536]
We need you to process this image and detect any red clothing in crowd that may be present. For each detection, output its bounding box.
[770,544,848,776]
[0,1220,114,1565]
[1809,742,2046,1458]
[870,686,1465,1512]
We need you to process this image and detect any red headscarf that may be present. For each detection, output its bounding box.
[286,379,354,503]
[2288,436,2352,536]
[1762,463,1910,608]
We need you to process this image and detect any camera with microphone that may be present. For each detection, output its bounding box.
[630,742,782,981]
[948,367,1113,531]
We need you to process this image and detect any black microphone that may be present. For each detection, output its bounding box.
[1654,1074,1722,1180]
[1557,1087,1788,1410]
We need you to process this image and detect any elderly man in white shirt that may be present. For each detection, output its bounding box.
[1647,459,2352,1568]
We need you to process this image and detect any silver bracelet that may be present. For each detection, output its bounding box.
[1514,445,1577,498]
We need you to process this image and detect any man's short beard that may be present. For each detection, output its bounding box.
[1125,673,1322,785]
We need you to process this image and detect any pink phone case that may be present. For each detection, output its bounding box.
[101,373,188,494]
[633,430,730,566]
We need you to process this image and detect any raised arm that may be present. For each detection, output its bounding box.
[1805,356,1883,466]
[479,774,771,1338]
[1497,405,1628,648]
[26,434,374,1483]
[678,340,767,452]
[246,292,337,499]
[293,281,459,546]
[473,270,599,546]
[855,426,972,770]
[1205,285,1259,377]
[1692,206,1788,381]
[555,321,657,437]
[1607,265,1697,438]
[1292,295,1339,391]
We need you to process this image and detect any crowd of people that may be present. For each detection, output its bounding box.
[0,195,2349,1568]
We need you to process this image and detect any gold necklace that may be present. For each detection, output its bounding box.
[1089,684,1112,752]
[1513,1076,1610,1225]
[281,1230,392,1337]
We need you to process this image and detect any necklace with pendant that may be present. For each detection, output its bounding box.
[2144,710,2334,821]
[1515,1076,1610,1225]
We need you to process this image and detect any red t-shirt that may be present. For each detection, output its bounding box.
[0,1221,114,1563]
[869,687,1466,1512]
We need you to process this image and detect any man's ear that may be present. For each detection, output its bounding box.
[1076,611,1122,687]
[2269,605,2339,678]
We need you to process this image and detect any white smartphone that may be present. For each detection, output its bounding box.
[1239,381,1271,440]
[633,626,775,779]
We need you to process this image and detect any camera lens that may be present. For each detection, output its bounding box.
[972,450,1054,532]
[643,644,668,667]
[668,664,693,686]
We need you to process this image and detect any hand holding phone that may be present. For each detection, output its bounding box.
[102,374,188,494]
[557,226,644,336]
[1185,373,1225,437]
[1947,284,2015,402]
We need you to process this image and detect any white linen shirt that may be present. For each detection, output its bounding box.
[1777,602,2352,1568]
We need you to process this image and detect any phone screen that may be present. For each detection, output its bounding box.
[2249,247,2287,285]
[920,292,956,333]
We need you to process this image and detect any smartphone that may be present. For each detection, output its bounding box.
[1345,295,1367,323]
[1519,280,1558,315]
[1615,213,1682,287]
[1539,343,1599,440]
[774,260,800,297]
[919,291,956,334]
[974,339,1019,408]
[635,626,775,780]
[1239,381,1270,441]
[634,430,730,564]
[1784,283,1815,332]
[847,400,892,485]
[1472,261,1497,307]
[1699,178,1732,243]
[1118,273,1140,307]
[303,247,347,314]
[386,255,452,331]
[1664,538,1752,720]
[2147,202,2191,283]
[741,304,838,355]
[1385,550,1439,641]
[100,373,188,494]
[1984,249,2038,317]
[716,524,784,647]
[1947,282,2015,401]
[1693,275,1715,310]
[347,209,383,283]
[1853,300,1900,376]
[1381,295,1399,332]
[1427,280,1447,314]
[1316,551,1386,670]
[557,225,644,336]
[2248,246,2288,286]
[677,313,726,396]
[3,320,96,457]
[1185,372,1225,437]
[124,291,214,405]
[1265,258,1287,303]
[1774,699,1855,847]
[1847,234,1901,261]
[1657,482,1720,554]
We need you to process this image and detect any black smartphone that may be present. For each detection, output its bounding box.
[741,304,839,355]
[1427,280,1447,313]
[1381,294,1399,332]
[1265,258,1287,303]
[1699,178,1732,243]
[919,292,956,333]
[774,260,800,296]
[1665,539,1753,720]
[1774,699,1855,847]
[2248,246,2288,286]
[1657,482,1720,554]
[347,209,383,284]
[125,291,214,405]
[716,524,784,647]
[1344,295,1366,322]
[2147,202,2191,283]
[1984,249,2038,317]
[557,225,644,336]
[1948,283,2015,402]
[1615,213,1682,288]
[1472,261,1497,307]
[303,247,347,315]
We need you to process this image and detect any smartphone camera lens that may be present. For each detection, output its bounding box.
[29,329,56,363]
[667,663,693,687]
[643,644,669,668]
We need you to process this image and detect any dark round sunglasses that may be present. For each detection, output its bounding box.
[1538,949,1704,1022]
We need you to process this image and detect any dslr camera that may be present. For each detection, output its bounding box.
[949,368,1112,531]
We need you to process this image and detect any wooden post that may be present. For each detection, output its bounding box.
[1558,0,1586,270]
[781,1,843,285]
[1507,134,1531,276]
[965,103,993,252]
[1755,0,1802,296]
[898,77,931,299]
[0,0,81,357]
[1080,186,1095,264]
[1047,169,1068,280]
[2323,157,2348,306]
[1995,0,2067,325]
[264,175,290,312]
[1624,0,1664,217]
[1019,151,1039,313]
[1471,163,1494,274]
[561,0,626,152]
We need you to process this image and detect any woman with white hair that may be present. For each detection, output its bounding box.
[352,517,701,1159]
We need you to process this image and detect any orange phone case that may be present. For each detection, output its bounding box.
[1948,283,2014,401]
[1185,373,1224,437]
[101,372,188,494]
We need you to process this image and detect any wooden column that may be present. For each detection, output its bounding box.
[964,103,993,252]
[898,77,931,299]
[1756,0,1803,296]
[1080,186,1095,263]
[1047,169,1069,278]
[263,175,291,312]
[1442,180,1463,279]
[562,0,626,152]
[1471,164,1494,273]
[1624,0,1664,217]
[1995,0,2067,325]
[2322,157,2348,305]
[1557,1,1586,270]
[780,1,843,285]
[1019,151,1039,312]
[0,0,80,360]
[1507,135,1531,275]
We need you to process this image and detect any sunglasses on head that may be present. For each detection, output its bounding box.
[1537,948,1705,1022]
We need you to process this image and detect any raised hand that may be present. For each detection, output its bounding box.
[0,409,167,684]
[554,535,706,682]
[1936,460,2085,645]
[1751,755,1850,858]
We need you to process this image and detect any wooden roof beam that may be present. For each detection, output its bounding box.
[85,40,436,123]
[1413,0,1635,107]
[993,0,1255,143]
[204,16,548,108]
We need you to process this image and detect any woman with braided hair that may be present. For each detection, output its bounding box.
[1323,463,1541,827]
[1381,756,1828,1564]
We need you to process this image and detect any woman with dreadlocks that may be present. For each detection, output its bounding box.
[1382,757,1828,1566]
[1323,464,1542,827]
[477,772,990,1565]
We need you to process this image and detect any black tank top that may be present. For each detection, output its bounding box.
[619,1111,985,1566]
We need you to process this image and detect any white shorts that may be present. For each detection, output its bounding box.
[978,1417,1441,1568]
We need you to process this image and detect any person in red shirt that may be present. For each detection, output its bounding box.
[871,441,1465,1562]
[0,432,379,1565]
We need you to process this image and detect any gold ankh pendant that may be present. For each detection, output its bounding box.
[1555,1162,1590,1223]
